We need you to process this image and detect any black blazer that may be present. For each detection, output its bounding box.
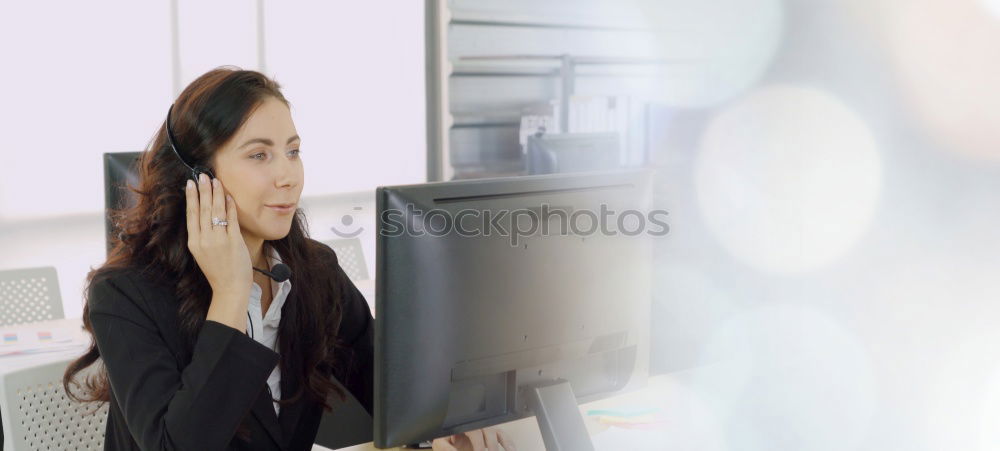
[87,241,374,450]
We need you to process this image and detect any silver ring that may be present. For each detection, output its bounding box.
[211,217,228,227]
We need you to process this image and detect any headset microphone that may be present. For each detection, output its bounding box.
[254,263,292,283]
[247,263,292,341]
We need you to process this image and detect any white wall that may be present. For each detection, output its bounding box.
[0,0,425,318]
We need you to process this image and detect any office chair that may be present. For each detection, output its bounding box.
[0,267,64,327]
[321,238,370,282]
[0,359,108,450]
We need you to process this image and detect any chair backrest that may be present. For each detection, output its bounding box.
[0,359,108,450]
[0,267,64,327]
[321,238,370,282]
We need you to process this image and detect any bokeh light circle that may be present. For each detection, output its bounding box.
[886,0,1000,161]
[695,303,877,451]
[695,85,881,273]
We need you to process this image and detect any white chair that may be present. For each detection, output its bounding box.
[0,359,108,450]
[0,267,64,327]
[322,238,370,282]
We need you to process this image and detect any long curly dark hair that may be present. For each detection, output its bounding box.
[63,67,346,420]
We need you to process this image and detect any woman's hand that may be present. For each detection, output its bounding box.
[431,427,515,451]
[184,173,253,330]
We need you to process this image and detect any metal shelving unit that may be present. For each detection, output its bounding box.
[424,0,694,180]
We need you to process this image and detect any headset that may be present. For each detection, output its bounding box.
[165,104,216,182]
[164,103,292,344]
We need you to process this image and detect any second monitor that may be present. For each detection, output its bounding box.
[375,169,653,449]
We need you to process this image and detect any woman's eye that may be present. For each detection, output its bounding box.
[250,152,266,160]
[288,149,301,157]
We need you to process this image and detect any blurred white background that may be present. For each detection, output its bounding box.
[1,1,998,450]
[644,1,1000,450]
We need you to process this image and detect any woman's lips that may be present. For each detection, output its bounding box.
[266,204,296,214]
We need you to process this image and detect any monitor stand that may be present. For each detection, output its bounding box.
[527,379,595,451]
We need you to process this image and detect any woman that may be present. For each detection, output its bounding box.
[63,67,512,451]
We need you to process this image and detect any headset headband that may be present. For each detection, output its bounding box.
[165,104,215,181]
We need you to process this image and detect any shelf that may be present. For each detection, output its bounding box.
[427,0,666,181]
[458,54,687,65]
[451,14,654,32]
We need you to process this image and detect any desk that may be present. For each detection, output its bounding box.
[0,318,91,373]
[317,373,680,451]
[3,319,682,451]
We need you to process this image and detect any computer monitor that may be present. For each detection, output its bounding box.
[375,169,652,449]
[103,152,142,255]
[525,132,621,175]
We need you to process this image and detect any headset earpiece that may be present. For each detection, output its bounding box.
[189,166,215,182]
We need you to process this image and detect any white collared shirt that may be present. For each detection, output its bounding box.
[247,247,292,415]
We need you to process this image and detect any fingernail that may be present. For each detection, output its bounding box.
[186,180,194,190]
[199,173,207,184]
[213,178,219,188]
